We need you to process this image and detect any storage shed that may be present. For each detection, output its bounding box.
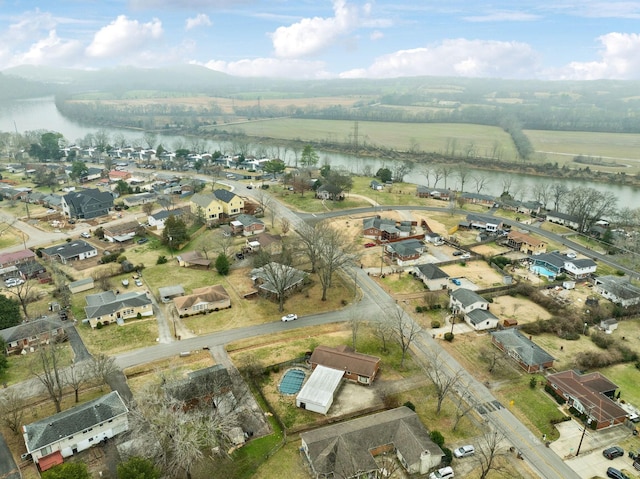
[296,365,344,414]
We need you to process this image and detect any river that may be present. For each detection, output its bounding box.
[2,96,638,205]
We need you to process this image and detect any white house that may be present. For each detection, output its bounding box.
[593,275,640,308]
[449,288,489,315]
[465,308,500,331]
[23,391,128,472]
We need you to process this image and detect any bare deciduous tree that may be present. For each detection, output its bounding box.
[0,388,26,434]
[280,217,290,236]
[315,222,357,302]
[142,201,156,216]
[389,306,421,368]
[3,279,38,320]
[31,341,66,412]
[371,315,394,354]
[65,361,89,403]
[89,353,119,390]
[451,382,476,431]
[456,166,470,193]
[478,346,506,374]
[472,173,490,194]
[421,348,464,414]
[253,256,304,312]
[476,429,508,479]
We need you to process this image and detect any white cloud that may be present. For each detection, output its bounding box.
[270,0,366,58]
[370,30,384,40]
[186,13,212,30]
[340,38,540,79]
[464,11,540,22]
[195,57,330,79]
[85,15,163,59]
[12,30,83,66]
[555,32,640,79]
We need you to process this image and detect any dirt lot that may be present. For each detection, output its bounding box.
[441,260,507,289]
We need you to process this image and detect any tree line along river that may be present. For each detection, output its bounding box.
[1,96,639,206]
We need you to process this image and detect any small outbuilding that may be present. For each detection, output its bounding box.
[295,365,344,415]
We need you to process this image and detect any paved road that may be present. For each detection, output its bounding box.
[0,431,21,479]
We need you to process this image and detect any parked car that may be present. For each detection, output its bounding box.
[135,279,143,287]
[461,253,471,259]
[364,242,376,248]
[429,466,454,479]
[122,279,129,287]
[607,467,630,479]
[137,238,149,244]
[4,277,25,287]
[452,251,463,256]
[450,278,461,286]
[453,445,475,458]
[80,232,91,238]
[281,313,298,322]
[603,446,624,460]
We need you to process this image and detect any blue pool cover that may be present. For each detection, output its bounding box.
[279,369,306,394]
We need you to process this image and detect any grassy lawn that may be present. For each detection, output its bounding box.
[272,187,370,213]
[377,270,427,294]
[493,375,566,440]
[76,318,158,355]
[1,344,74,386]
[602,363,640,407]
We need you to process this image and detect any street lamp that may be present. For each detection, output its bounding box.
[583,322,588,335]
[169,236,173,258]
[575,417,592,456]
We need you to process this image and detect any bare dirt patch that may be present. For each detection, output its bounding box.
[441,260,506,288]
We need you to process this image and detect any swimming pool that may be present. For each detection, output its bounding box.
[531,265,556,278]
[279,369,306,394]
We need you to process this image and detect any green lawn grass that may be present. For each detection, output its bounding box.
[493,375,566,440]
[76,319,158,355]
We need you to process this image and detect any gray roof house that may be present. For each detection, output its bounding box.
[385,239,425,266]
[61,188,114,219]
[22,391,129,471]
[449,288,489,314]
[465,308,500,331]
[84,290,153,328]
[300,406,443,478]
[491,329,555,373]
[593,275,640,308]
[414,263,449,290]
[0,316,66,355]
[40,240,98,264]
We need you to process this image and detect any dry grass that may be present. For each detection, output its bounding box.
[441,260,506,288]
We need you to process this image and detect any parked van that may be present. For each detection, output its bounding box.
[429,466,454,479]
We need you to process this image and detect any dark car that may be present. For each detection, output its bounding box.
[137,238,149,244]
[452,250,463,256]
[607,467,630,479]
[603,446,624,460]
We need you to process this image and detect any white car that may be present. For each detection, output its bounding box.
[429,466,454,479]
[80,232,91,238]
[281,313,298,322]
[461,253,471,259]
[4,277,25,287]
[135,279,143,287]
[453,445,475,458]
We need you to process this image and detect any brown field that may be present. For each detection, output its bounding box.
[71,95,364,114]
[441,260,506,288]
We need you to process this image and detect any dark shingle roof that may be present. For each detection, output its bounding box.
[1,317,63,343]
[466,308,498,326]
[491,329,555,367]
[84,291,151,319]
[24,391,128,453]
[213,189,237,203]
[451,288,487,308]
[416,263,448,280]
[41,240,96,260]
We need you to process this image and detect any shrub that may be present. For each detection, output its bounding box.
[136,312,142,320]
[444,332,454,342]
[529,377,537,389]
[96,322,103,330]
[430,430,445,447]
[442,447,453,466]
[156,255,168,265]
[431,320,441,328]
[403,401,416,411]
[590,331,614,349]
[545,384,567,405]
[415,306,423,313]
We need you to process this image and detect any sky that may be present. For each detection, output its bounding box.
[1,0,640,81]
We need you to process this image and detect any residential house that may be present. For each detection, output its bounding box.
[79,167,103,183]
[122,192,156,207]
[449,288,489,315]
[230,214,265,236]
[245,233,282,255]
[84,290,153,328]
[190,193,223,225]
[300,406,443,478]
[369,180,384,191]
[61,188,114,220]
[425,232,444,245]
[173,285,231,317]
[500,199,542,216]
[546,370,628,430]
[414,263,449,290]
[362,216,401,241]
[545,211,580,230]
[490,329,555,373]
[563,257,597,279]
[531,252,596,280]
[147,208,186,230]
[18,260,47,280]
[593,275,640,307]
[158,285,185,303]
[416,186,451,201]
[22,391,128,471]
[213,189,244,218]
[163,365,234,411]
[0,249,37,268]
[309,345,381,386]
[460,192,497,207]
[385,239,425,266]
[108,169,132,182]
[102,221,139,243]
[466,213,502,233]
[507,230,547,255]
[416,185,431,198]
[41,240,98,264]
[68,277,94,294]
[176,250,211,269]
[315,184,344,201]
[465,309,500,331]
[0,317,66,355]
[250,262,307,300]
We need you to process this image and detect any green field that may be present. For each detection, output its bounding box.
[229,118,520,159]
